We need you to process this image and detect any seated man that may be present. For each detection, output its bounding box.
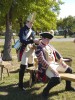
[35,30,75,98]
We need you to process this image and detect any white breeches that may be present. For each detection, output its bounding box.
[21,45,36,65]
[46,62,68,78]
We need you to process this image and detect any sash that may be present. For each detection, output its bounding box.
[24,28,32,40]
[14,29,32,50]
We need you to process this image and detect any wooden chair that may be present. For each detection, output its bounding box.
[0,61,12,80]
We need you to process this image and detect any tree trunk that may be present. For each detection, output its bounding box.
[2,13,12,61]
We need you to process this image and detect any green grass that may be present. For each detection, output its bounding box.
[0,40,75,100]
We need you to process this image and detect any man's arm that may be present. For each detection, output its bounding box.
[35,46,49,69]
[55,49,68,67]
[35,46,59,76]
[55,50,62,60]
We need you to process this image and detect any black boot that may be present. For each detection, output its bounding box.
[28,63,35,83]
[65,67,75,91]
[42,77,61,98]
[32,70,36,83]
[18,64,26,91]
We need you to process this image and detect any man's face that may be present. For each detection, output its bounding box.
[28,21,33,28]
[42,37,50,45]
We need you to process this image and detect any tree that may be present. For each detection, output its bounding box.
[0,0,62,61]
[57,16,75,37]
[0,0,36,61]
[0,0,13,60]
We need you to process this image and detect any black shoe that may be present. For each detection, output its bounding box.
[42,89,49,98]
[65,87,75,91]
[19,86,26,91]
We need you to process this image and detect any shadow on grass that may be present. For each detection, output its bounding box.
[0,80,66,100]
[0,81,42,100]
[10,68,19,73]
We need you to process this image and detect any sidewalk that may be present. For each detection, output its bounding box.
[0,37,75,42]
[52,37,75,42]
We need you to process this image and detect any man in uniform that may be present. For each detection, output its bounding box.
[35,30,75,98]
[18,12,37,91]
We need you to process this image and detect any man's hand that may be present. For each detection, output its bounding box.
[60,58,68,68]
[31,44,37,50]
[33,39,41,45]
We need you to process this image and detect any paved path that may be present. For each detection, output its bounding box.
[0,38,75,42]
[52,37,75,42]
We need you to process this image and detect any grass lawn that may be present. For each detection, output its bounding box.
[0,40,75,100]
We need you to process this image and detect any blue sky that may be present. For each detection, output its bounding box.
[58,0,75,18]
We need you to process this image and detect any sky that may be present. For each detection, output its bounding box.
[58,0,75,19]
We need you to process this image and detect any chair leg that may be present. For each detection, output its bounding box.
[29,71,33,87]
[1,65,3,80]
[6,68,9,76]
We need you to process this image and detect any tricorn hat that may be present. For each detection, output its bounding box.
[26,12,36,23]
[40,31,54,39]
[50,30,54,36]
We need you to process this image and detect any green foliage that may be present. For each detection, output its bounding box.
[57,16,75,34]
[0,0,63,32]
[0,0,12,23]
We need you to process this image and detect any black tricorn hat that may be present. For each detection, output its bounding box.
[40,31,54,39]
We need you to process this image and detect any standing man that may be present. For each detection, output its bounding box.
[35,31,75,98]
[18,12,36,91]
[64,29,68,38]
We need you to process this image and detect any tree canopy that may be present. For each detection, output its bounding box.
[57,16,75,36]
[0,0,63,60]
[0,0,63,32]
